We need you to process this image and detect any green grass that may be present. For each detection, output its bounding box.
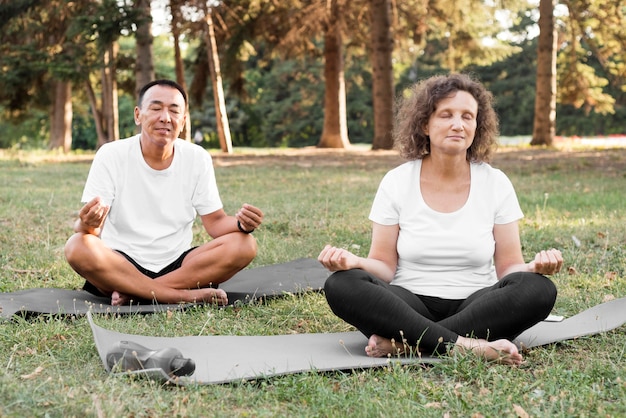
[0,146,625,417]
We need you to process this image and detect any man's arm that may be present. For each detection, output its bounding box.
[200,203,264,238]
[74,196,110,236]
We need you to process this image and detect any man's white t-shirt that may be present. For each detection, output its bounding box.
[369,160,523,299]
[81,135,223,272]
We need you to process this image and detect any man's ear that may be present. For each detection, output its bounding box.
[134,106,141,126]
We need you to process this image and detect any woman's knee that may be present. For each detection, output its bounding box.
[323,269,368,307]
[507,272,557,312]
[536,274,557,308]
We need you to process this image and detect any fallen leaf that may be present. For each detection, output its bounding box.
[20,366,44,380]
[513,404,529,418]
[603,294,615,303]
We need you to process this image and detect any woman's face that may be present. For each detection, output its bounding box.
[425,90,478,157]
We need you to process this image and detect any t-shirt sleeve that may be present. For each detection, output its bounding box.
[369,170,400,225]
[494,170,524,224]
[192,151,223,216]
[81,144,116,206]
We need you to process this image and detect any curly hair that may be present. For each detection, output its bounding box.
[393,73,499,162]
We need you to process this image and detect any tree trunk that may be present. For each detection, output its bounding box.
[318,0,350,149]
[204,8,232,153]
[531,0,557,146]
[49,80,72,153]
[134,0,154,95]
[171,0,191,141]
[85,80,106,146]
[369,0,395,150]
[101,41,120,146]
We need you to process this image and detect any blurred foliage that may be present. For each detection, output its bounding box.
[0,0,624,150]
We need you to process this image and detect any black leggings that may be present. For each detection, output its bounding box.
[324,269,557,354]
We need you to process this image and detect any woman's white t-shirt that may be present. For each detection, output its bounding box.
[369,160,523,299]
[81,135,223,272]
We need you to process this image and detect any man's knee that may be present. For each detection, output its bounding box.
[64,233,85,265]
[64,233,105,273]
[237,234,257,262]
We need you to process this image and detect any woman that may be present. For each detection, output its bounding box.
[318,74,562,365]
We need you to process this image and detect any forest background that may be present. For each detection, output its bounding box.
[0,0,625,152]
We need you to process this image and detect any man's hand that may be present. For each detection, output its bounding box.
[235,203,263,233]
[76,197,110,235]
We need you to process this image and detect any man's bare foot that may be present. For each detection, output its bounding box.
[365,334,410,357]
[111,290,131,306]
[186,288,228,306]
[110,288,228,306]
[455,336,523,366]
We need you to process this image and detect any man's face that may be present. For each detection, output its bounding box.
[134,84,186,148]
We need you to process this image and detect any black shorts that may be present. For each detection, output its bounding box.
[82,248,196,297]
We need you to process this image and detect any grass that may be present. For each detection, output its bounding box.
[0,145,625,417]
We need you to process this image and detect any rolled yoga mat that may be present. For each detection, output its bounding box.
[0,258,329,319]
[88,297,626,385]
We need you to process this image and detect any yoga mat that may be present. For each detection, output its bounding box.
[0,258,328,319]
[89,297,626,385]
[87,312,439,385]
[514,296,626,348]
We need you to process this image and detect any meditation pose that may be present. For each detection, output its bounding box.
[65,79,263,306]
[318,73,562,365]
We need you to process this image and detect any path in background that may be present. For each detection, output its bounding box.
[500,135,626,147]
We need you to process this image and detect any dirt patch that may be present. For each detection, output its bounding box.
[211,146,626,175]
[3,144,624,174]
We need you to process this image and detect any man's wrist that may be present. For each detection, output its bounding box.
[237,220,254,234]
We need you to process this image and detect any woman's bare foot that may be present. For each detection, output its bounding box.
[455,336,523,366]
[365,334,410,357]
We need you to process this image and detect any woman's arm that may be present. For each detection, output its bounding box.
[318,222,399,283]
[493,221,563,279]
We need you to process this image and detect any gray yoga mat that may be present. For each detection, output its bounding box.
[0,258,329,319]
[87,312,439,385]
[513,296,626,348]
[89,297,626,385]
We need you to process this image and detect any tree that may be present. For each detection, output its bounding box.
[49,80,73,152]
[134,0,155,96]
[557,0,621,116]
[0,0,92,152]
[170,0,192,141]
[79,0,140,146]
[204,6,233,153]
[369,0,394,150]
[531,0,557,146]
[318,0,350,148]
[100,40,120,146]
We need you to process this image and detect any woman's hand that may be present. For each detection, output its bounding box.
[318,245,360,272]
[528,248,563,275]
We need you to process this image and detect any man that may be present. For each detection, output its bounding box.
[65,79,263,306]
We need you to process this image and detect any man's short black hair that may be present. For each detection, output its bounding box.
[137,79,188,108]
